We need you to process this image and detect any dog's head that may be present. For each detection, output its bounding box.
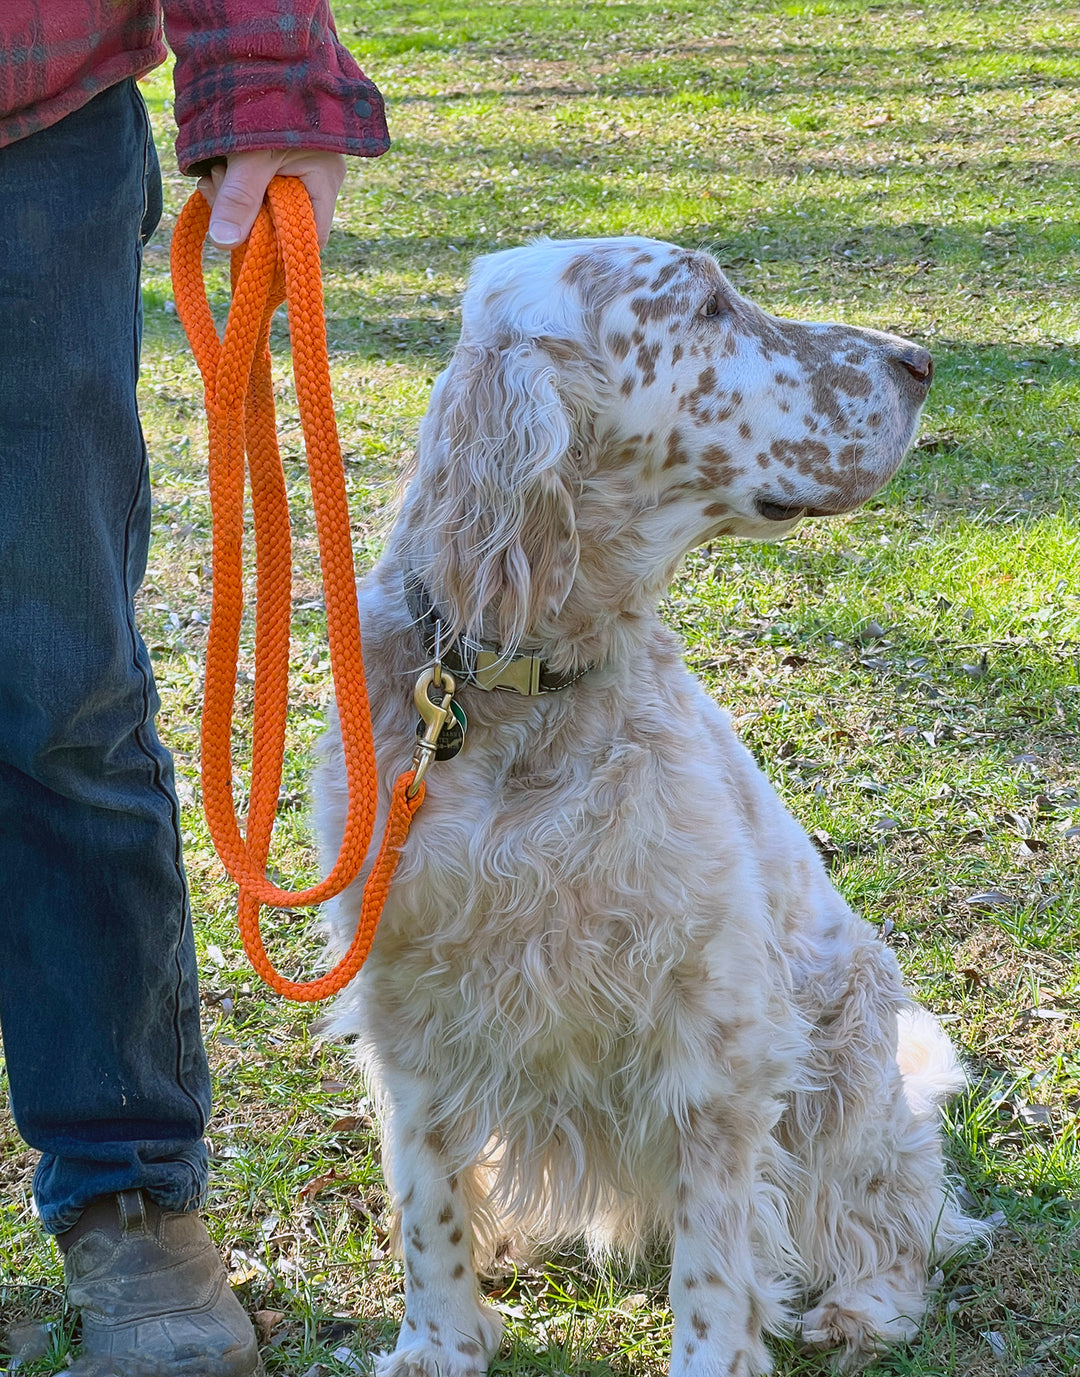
[398,236,931,653]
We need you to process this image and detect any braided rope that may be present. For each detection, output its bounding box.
[170,178,423,1000]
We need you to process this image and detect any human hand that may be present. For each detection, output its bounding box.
[199,149,347,250]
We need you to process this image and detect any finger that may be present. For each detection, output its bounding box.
[302,157,347,248]
[208,152,282,249]
[196,163,227,210]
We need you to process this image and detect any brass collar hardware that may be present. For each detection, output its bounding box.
[408,666,458,798]
[403,573,591,696]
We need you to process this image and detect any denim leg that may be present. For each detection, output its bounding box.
[0,80,211,1234]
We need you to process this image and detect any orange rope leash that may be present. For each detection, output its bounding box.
[170,177,423,1001]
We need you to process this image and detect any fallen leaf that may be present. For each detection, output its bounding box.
[965,890,1018,911]
[253,1310,285,1343]
[5,1322,54,1362]
[298,1167,339,1201]
[981,1329,1007,1361]
[318,1319,361,1345]
[1001,810,1032,837]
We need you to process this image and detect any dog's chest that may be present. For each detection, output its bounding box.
[374,721,774,1099]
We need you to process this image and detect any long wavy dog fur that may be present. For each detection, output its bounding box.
[316,237,988,1377]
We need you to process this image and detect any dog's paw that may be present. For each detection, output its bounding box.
[376,1344,484,1377]
[800,1289,920,1371]
[377,1305,503,1377]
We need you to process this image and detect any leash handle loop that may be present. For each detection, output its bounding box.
[170,178,422,1001]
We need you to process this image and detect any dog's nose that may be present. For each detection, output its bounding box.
[892,346,934,389]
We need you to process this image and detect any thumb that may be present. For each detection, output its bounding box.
[207,152,283,248]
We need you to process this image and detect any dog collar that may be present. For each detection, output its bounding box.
[404,574,590,695]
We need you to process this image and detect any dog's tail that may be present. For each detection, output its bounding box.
[895,1003,994,1261]
[895,1004,966,1117]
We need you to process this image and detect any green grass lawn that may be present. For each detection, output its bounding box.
[2,1,1079,1373]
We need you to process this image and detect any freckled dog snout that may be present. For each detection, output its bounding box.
[892,346,934,388]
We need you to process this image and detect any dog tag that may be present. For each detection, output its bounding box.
[415,691,468,761]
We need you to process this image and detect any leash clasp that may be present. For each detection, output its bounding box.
[408,667,458,798]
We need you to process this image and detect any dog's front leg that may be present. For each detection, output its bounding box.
[376,1081,503,1377]
[668,1105,789,1377]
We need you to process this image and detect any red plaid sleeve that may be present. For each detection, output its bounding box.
[164,0,389,173]
[0,2,165,149]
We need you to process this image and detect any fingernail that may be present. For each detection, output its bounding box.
[210,221,241,247]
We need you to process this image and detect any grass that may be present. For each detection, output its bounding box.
[2,0,1080,1372]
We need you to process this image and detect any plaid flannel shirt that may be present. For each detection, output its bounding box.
[0,1,389,169]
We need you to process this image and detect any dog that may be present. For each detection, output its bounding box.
[315,236,988,1377]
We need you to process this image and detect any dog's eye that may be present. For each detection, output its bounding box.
[701,292,723,318]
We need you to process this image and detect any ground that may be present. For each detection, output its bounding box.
[2,1,1078,1374]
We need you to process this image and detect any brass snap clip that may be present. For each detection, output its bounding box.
[407,666,457,798]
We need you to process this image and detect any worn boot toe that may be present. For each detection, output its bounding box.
[61,1189,263,1377]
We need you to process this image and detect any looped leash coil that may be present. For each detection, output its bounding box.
[170,177,423,1001]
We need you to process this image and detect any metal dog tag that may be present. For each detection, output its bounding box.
[415,690,468,761]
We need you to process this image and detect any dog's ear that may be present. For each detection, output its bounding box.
[408,333,582,651]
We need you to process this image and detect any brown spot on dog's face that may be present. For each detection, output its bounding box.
[650,261,680,291]
[738,421,752,440]
[448,1226,464,1245]
[696,365,718,393]
[437,1204,454,1225]
[452,1262,466,1278]
[560,253,592,288]
[699,443,736,480]
[607,331,632,361]
[457,1340,482,1358]
[664,429,689,469]
[630,292,679,325]
[769,438,831,477]
[636,340,662,386]
[691,1313,711,1340]
[833,363,874,397]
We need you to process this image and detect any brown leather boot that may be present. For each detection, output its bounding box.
[59,1189,264,1376]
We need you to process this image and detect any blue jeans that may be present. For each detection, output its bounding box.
[0,80,211,1234]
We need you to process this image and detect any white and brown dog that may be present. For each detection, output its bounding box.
[316,237,987,1376]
